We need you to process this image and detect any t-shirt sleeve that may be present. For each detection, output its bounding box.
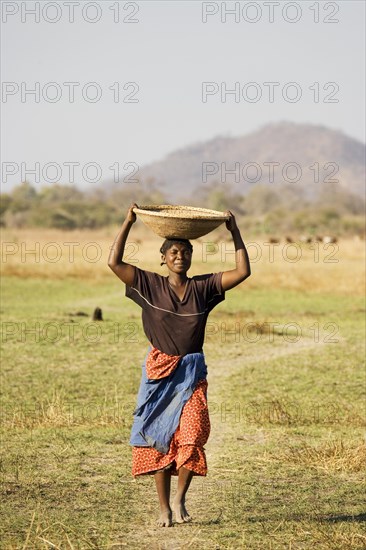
[195,272,225,311]
[208,272,225,309]
[207,272,224,298]
[125,267,157,309]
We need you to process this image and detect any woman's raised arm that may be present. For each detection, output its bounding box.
[221,211,251,291]
[107,203,138,286]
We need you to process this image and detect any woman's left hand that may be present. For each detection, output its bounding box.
[224,210,238,232]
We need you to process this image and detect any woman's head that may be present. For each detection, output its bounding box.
[160,238,193,270]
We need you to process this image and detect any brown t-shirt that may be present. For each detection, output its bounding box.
[125,267,225,356]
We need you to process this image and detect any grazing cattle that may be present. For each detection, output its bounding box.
[323,236,338,244]
[285,236,294,243]
[299,235,312,243]
[268,237,280,244]
[315,235,323,243]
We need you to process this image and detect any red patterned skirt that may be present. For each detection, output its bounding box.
[131,348,211,477]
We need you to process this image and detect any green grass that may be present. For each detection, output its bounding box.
[1,275,365,549]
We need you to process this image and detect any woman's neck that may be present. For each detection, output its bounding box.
[167,273,188,286]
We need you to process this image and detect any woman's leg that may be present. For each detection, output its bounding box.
[154,467,173,527]
[173,466,194,523]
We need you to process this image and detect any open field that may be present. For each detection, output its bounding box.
[1,227,365,294]
[1,227,365,549]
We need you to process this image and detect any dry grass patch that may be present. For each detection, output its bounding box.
[2,389,128,430]
[294,522,366,550]
[275,439,366,473]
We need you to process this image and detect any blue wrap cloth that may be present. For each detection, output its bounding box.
[130,349,207,454]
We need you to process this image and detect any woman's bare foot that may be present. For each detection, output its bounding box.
[172,496,192,523]
[157,508,172,527]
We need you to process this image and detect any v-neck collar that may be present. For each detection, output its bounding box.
[166,277,190,303]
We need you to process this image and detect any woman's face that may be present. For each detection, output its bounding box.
[162,243,192,274]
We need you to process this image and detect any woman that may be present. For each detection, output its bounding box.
[108,203,251,527]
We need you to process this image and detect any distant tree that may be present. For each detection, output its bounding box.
[192,181,244,213]
[0,194,12,217]
[38,184,83,204]
[47,209,78,230]
[243,184,281,215]
[29,205,74,229]
[9,181,38,212]
[107,181,167,215]
[317,183,365,215]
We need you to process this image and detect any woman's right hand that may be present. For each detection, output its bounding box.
[127,203,138,223]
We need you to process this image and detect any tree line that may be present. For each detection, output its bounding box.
[0,180,364,236]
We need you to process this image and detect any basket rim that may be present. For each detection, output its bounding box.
[133,204,230,220]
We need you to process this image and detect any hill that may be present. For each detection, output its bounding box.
[138,122,365,201]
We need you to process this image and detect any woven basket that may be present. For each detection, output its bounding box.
[132,205,230,239]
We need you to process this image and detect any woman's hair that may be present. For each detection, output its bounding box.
[160,238,193,266]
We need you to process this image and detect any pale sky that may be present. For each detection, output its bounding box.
[1,0,365,189]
